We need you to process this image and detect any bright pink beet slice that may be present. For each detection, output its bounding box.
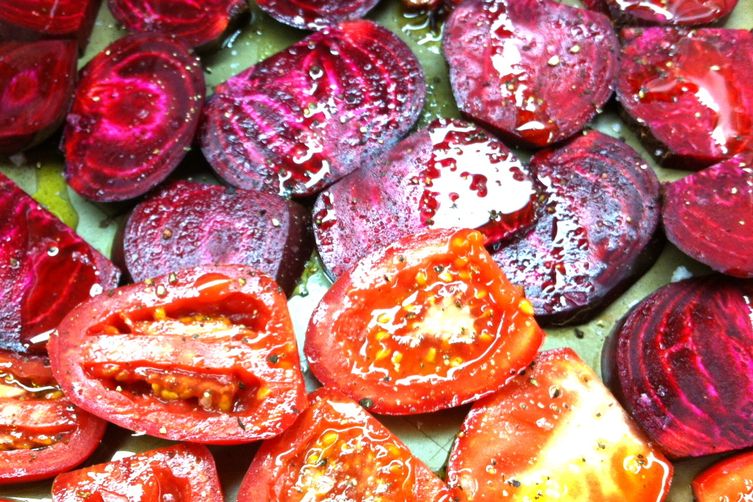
[0,173,120,353]
[0,0,101,50]
[121,181,313,294]
[0,40,77,155]
[443,0,618,148]
[603,276,753,458]
[314,118,538,278]
[663,153,753,278]
[63,33,205,202]
[107,0,250,51]
[590,0,738,25]
[617,28,753,169]
[200,20,426,198]
[492,130,662,326]
[257,0,380,30]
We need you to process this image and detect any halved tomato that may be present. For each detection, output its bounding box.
[692,450,753,501]
[237,387,452,501]
[305,228,544,414]
[51,443,222,501]
[49,265,307,444]
[0,350,106,484]
[447,348,673,501]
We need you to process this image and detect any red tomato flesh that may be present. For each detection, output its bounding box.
[692,450,753,501]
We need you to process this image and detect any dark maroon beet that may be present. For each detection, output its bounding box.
[0,173,120,353]
[257,0,380,30]
[62,33,205,202]
[662,152,753,278]
[122,181,312,294]
[492,130,662,326]
[200,20,426,198]
[589,0,737,25]
[604,276,753,458]
[314,118,537,278]
[108,0,249,51]
[0,40,77,155]
[443,0,618,148]
[617,28,753,169]
[0,0,101,51]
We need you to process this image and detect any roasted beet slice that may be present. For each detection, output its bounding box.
[603,276,753,458]
[0,40,77,155]
[122,180,312,294]
[200,20,426,198]
[492,130,662,325]
[0,0,100,50]
[257,0,380,30]
[0,173,120,353]
[617,28,753,169]
[107,0,250,51]
[443,0,618,148]
[591,0,738,25]
[314,118,538,278]
[62,33,205,202]
[663,153,753,278]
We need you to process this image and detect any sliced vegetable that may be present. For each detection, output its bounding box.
[257,0,380,30]
[443,0,618,147]
[63,33,205,202]
[49,265,307,444]
[305,228,545,415]
[200,19,425,197]
[492,130,662,325]
[314,118,538,278]
[0,0,101,50]
[692,450,753,501]
[588,0,738,25]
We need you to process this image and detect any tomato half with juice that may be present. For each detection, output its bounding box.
[238,387,452,501]
[0,350,106,484]
[305,228,544,414]
[692,450,753,501]
[49,265,307,444]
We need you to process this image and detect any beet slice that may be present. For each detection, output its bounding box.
[0,173,120,353]
[603,276,753,458]
[0,0,101,50]
[107,0,250,51]
[314,118,538,278]
[663,153,753,278]
[590,0,738,25]
[62,33,205,202]
[257,0,380,30]
[0,40,77,155]
[492,130,662,326]
[122,180,312,294]
[443,0,618,148]
[200,20,426,198]
[617,28,753,169]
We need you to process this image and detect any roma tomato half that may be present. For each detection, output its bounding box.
[692,450,753,501]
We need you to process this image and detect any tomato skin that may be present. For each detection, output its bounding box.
[692,450,753,501]
[51,443,223,501]
[305,228,544,415]
[49,265,307,444]
[237,387,452,501]
[0,351,106,485]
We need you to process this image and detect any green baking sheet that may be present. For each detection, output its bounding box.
[1,0,752,499]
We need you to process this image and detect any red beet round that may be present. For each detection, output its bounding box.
[443,0,618,148]
[0,40,77,155]
[0,173,120,353]
[0,0,101,50]
[591,0,738,25]
[122,181,312,294]
[200,20,426,198]
[663,153,753,278]
[617,28,753,169]
[107,0,250,51]
[492,130,662,325]
[604,276,753,459]
[257,0,380,30]
[62,33,205,202]
[314,118,538,278]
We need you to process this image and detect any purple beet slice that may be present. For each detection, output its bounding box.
[121,180,313,294]
[200,19,426,198]
[314,118,538,278]
[0,40,77,155]
[492,130,662,326]
[443,0,618,148]
[107,0,250,52]
[590,0,738,25]
[662,152,753,278]
[603,276,753,459]
[62,33,205,202]
[257,0,380,30]
[0,0,101,50]
[0,173,120,353]
[617,28,753,169]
